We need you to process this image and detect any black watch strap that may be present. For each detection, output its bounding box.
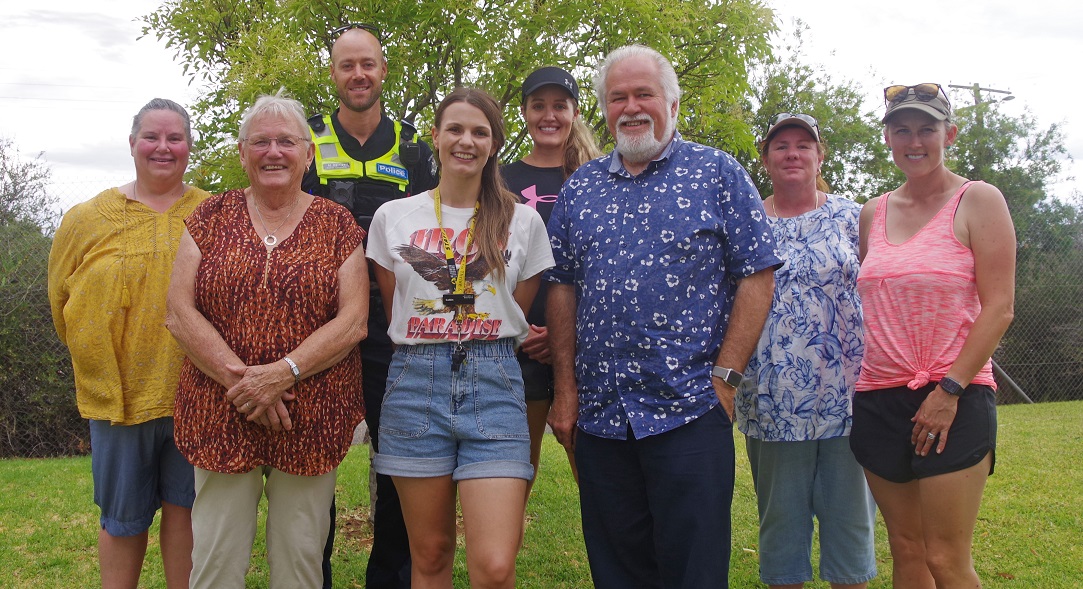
[939,376,966,396]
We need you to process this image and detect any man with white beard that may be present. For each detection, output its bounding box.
[545,45,780,589]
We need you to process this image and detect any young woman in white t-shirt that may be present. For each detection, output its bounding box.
[366,87,554,589]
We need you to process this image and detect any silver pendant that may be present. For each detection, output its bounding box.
[263,235,277,247]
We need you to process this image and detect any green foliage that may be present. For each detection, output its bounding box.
[0,139,84,457]
[995,196,1083,403]
[942,90,1083,402]
[142,0,777,190]
[0,137,59,230]
[736,22,901,201]
[0,220,84,457]
[946,95,1069,221]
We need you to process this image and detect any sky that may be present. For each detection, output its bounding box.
[1,0,1081,210]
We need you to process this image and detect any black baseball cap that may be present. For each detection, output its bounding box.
[521,66,579,103]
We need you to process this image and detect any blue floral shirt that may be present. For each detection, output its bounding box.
[546,133,780,440]
[736,195,863,441]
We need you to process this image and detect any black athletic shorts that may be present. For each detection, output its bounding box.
[850,382,996,483]
[518,353,554,403]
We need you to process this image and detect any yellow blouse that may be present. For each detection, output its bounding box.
[48,187,210,425]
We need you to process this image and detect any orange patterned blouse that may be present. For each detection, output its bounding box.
[174,189,365,476]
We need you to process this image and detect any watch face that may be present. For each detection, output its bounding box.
[725,371,742,387]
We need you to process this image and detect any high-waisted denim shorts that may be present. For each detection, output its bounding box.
[374,338,534,481]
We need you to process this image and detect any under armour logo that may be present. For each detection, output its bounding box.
[519,184,557,210]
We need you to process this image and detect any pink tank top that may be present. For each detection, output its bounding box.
[856,181,995,391]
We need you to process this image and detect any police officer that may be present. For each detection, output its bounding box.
[303,24,437,589]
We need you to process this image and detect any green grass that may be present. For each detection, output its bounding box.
[2,401,1080,588]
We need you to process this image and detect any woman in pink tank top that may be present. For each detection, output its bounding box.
[851,84,1015,588]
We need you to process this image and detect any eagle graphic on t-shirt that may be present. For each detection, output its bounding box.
[394,243,497,319]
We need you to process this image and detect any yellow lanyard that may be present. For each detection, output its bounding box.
[432,187,478,295]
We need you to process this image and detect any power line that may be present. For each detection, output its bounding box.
[0,95,148,104]
[0,81,138,90]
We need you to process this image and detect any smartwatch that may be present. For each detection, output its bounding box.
[938,376,965,396]
[711,366,743,388]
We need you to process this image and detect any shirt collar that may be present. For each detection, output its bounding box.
[607,131,683,175]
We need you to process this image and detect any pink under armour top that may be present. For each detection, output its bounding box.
[856,181,996,392]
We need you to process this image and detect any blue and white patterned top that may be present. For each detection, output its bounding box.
[546,133,781,440]
[736,195,863,441]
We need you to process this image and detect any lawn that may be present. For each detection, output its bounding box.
[2,401,1080,588]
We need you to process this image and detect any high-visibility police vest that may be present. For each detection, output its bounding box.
[310,115,412,191]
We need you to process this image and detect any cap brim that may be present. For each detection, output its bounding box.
[883,102,949,123]
[522,82,577,102]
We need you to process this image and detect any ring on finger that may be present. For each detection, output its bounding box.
[926,432,936,440]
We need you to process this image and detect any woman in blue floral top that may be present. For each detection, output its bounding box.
[736,113,877,589]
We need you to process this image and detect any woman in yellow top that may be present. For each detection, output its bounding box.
[48,98,210,589]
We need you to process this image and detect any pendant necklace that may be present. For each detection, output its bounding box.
[769,191,820,218]
[253,195,299,247]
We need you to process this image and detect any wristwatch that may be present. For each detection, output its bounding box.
[938,376,965,396]
[711,366,743,388]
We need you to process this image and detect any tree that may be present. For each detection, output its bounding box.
[0,137,58,231]
[142,0,776,191]
[992,194,1083,403]
[947,93,1070,241]
[734,21,900,202]
[0,139,84,457]
[945,91,1083,403]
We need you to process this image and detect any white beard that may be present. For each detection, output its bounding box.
[614,113,675,164]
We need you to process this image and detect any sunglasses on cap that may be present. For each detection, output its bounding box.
[772,112,819,130]
[884,83,944,105]
[331,23,383,42]
[763,112,821,145]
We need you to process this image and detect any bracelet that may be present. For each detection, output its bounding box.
[283,357,301,385]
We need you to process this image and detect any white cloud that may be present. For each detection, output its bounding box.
[2,0,1080,207]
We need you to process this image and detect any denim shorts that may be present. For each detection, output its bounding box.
[89,417,195,537]
[374,338,534,481]
[746,436,877,585]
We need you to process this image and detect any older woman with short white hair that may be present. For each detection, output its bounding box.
[167,91,368,588]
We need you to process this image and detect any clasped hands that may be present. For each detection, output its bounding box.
[224,362,296,431]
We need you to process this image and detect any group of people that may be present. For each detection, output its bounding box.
[47,21,1014,589]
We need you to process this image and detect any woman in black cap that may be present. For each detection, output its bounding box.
[852,83,1015,588]
[502,66,601,495]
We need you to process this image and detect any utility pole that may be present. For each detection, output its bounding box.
[946,84,1032,404]
[948,84,1014,178]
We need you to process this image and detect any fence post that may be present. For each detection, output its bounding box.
[992,360,1033,404]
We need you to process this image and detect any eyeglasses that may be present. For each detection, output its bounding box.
[884,83,944,105]
[772,112,819,130]
[242,135,309,152]
[331,23,383,43]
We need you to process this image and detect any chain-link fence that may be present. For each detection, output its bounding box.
[993,235,1083,404]
[1,176,126,458]
[2,178,1081,457]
